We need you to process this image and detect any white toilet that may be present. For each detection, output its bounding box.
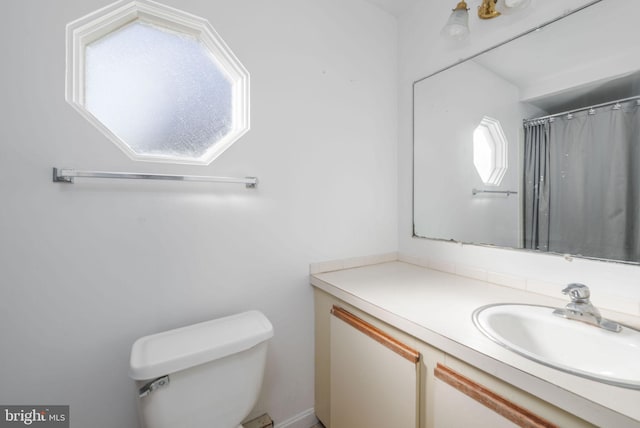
[129,310,274,428]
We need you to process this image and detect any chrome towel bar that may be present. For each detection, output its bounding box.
[472,188,517,196]
[52,168,258,188]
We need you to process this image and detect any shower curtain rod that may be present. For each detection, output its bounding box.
[523,95,640,125]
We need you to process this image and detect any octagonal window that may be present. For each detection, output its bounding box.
[473,116,508,186]
[66,0,249,165]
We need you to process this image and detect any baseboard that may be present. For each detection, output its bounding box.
[274,408,317,428]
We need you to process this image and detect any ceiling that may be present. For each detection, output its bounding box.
[364,0,420,17]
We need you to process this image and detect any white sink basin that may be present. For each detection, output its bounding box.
[472,304,640,389]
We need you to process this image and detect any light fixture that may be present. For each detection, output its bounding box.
[478,0,500,19]
[441,1,470,40]
[442,0,531,40]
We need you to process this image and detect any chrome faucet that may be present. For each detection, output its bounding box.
[552,283,621,332]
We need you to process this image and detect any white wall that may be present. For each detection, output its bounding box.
[0,1,398,427]
[398,0,640,315]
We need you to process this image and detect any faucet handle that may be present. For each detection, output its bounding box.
[562,283,590,301]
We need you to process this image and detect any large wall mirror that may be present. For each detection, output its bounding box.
[413,0,640,264]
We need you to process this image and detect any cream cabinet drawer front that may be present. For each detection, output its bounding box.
[330,306,419,428]
[434,364,557,428]
[434,376,520,428]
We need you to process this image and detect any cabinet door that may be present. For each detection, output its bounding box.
[330,306,420,428]
[433,364,557,428]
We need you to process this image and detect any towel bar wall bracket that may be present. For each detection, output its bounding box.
[52,168,258,188]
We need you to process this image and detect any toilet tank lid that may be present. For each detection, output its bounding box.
[128,310,274,380]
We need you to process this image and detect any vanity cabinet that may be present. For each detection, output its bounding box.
[434,364,553,428]
[330,306,419,428]
[314,288,595,428]
[430,357,596,428]
[315,288,421,428]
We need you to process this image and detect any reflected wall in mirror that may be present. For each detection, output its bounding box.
[413,0,640,263]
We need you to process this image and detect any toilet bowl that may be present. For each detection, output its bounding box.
[129,311,274,428]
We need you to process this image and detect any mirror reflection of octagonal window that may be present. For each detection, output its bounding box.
[66,0,250,165]
[473,116,508,186]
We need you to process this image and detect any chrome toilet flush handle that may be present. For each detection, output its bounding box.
[139,375,170,398]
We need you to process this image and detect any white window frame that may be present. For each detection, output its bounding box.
[66,0,250,165]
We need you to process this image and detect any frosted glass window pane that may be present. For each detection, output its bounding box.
[85,22,233,160]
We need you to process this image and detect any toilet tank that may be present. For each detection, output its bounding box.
[129,311,274,428]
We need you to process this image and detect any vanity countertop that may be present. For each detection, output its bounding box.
[311,261,640,428]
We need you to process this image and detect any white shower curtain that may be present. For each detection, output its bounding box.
[523,100,640,262]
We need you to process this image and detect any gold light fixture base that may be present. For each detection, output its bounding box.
[453,0,469,11]
[478,0,501,19]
